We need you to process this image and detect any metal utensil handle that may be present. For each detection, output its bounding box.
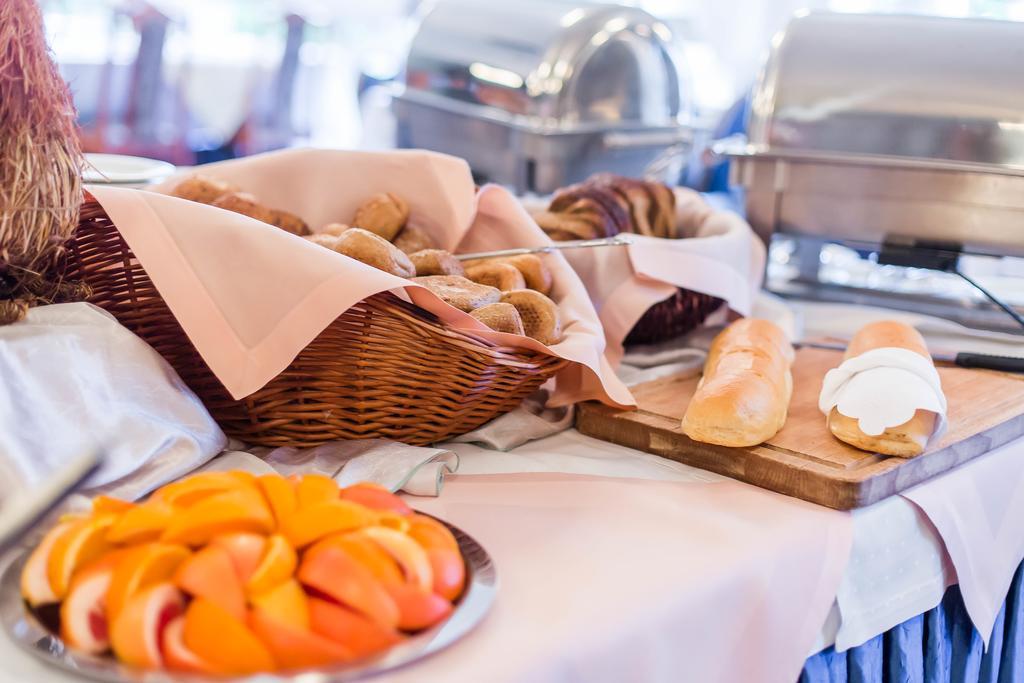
[954,352,1024,374]
[455,235,633,261]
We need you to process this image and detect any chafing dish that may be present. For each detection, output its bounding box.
[394,0,693,194]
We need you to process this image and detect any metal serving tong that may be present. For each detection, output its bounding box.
[454,235,633,261]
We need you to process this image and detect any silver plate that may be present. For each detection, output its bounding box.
[0,518,496,682]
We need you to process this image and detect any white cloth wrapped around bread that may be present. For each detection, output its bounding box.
[681,318,795,447]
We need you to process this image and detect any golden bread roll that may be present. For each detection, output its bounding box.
[265,207,309,236]
[826,320,937,457]
[353,192,409,241]
[500,289,561,345]
[392,224,437,254]
[410,249,465,277]
[211,191,276,224]
[413,275,501,312]
[170,175,236,204]
[503,254,553,294]
[681,318,794,447]
[317,222,349,237]
[333,228,415,278]
[465,262,526,292]
[470,302,525,335]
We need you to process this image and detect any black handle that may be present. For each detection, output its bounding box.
[954,352,1024,374]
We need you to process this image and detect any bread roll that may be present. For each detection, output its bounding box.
[465,262,526,292]
[352,192,409,241]
[827,321,937,457]
[410,249,465,277]
[500,289,561,345]
[333,228,415,278]
[681,319,794,447]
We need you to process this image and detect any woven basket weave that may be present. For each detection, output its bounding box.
[624,289,723,347]
[64,198,567,447]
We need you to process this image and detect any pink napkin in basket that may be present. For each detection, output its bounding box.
[87,148,634,410]
[556,188,766,365]
[901,435,1024,646]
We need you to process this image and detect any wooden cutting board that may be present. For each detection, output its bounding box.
[577,347,1024,510]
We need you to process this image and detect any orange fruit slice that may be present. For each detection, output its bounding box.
[161,615,221,674]
[183,598,276,674]
[211,532,266,582]
[245,534,296,595]
[281,500,374,548]
[406,514,459,553]
[106,543,190,619]
[249,608,352,671]
[297,544,398,629]
[339,483,412,515]
[256,474,297,526]
[385,582,453,631]
[151,471,251,508]
[295,474,339,508]
[21,519,76,606]
[161,487,273,546]
[92,496,134,515]
[427,548,466,602]
[109,582,184,669]
[308,597,402,659]
[250,578,309,630]
[60,564,114,654]
[359,526,433,592]
[46,514,116,599]
[106,501,174,545]
[308,533,404,585]
[174,545,246,621]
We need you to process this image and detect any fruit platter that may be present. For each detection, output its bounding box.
[1,471,496,681]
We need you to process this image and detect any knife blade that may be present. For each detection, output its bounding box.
[798,341,1024,374]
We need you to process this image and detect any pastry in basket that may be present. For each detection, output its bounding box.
[18,471,468,675]
[462,254,553,295]
[409,249,465,277]
[392,224,437,254]
[681,318,794,447]
[500,289,562,345]
[212,192,310,236]
[535,174,677,241]
[465,261,525,292]
[819,321,946,457]
[333,228,415,278]
[412,275,500,312]
[352,192,409,241]
[470,302,525,335]
[170,174,238,204]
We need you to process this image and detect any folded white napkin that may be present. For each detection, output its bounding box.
[448,389,574,451]
[818,347,947,439]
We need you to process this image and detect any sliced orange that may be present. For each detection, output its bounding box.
[150,471,252,508]
[359,526,433,592]
[46,514,117,599]
[308,597,402,659]
[339,483,412,515]
[160,487,273,546]
[92,495,135,515]
[105,543,190,619]
[174,545,246,621]
[161,615,221,674]
[297,544,399,629]
[308,533,404,585]
[249,608,352,671]
[245,534,296,595]
[406,514,459,553]
[385,582,453,631]
[211,532,266,582]
[183,598,276,675]
[295,474,339,508]
[21,519,76,606]
[60,564,114,654]
[256,474,298,527]
[109,582,184,669]
[281,500,375,548]
[427,548,466,602]
[106,501,174,545]
[249,577,309,630]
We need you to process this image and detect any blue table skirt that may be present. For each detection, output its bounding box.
[801,563,1023,682]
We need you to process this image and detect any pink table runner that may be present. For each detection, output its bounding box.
[87,148,633,410]
[388,473,852,683]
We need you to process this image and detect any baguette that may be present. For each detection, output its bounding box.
[681,318,794,447]
[826,321,937,457]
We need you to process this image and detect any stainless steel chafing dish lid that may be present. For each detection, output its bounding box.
[400,0,686,133]
[724,12,1024,255]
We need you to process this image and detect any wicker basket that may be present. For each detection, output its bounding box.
[64,198,567,447]
[624,289,723,347]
